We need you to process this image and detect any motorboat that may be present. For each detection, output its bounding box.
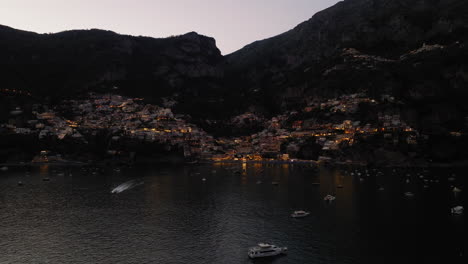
[291,210,310,218]
[248,243,287,259]
[324,195,336,202]
[111,180,143,194]
[451,206,464,215]
[404,191,414,197]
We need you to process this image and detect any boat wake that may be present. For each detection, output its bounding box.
[111,180,144,194]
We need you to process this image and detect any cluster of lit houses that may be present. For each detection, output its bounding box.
[210,93,420,162]
[0,88,32,97]
[1,93,439,163]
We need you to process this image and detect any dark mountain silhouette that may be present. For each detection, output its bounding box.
[223,0,468,134]
[1,0,468,126]
[0,25,225,116]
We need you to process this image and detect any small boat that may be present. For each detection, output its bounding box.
[452,187,462,194]
[378,187,385,191]
[451,206,464,215]
[404,191,414,197]
[272,181,279,186]
[111,180,143,194]
[291,210,310,218]
[202,178,207,182]
[17,181,24,186]
[0,166,8,171]
[247,243,287,259]
[42,177,50,181]
[256,180,262,184]
[324,195,336,202]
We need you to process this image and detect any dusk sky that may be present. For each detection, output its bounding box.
[0,0,341,54]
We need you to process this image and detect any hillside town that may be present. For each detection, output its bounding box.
[0,91,445,165]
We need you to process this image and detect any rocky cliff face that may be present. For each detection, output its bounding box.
[1,0,468,125]
[224,0,468,116]
[0,26,223,101]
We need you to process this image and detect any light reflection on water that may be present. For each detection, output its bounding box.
[0,163,466,263]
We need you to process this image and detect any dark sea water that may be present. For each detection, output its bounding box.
[0,163,466,264]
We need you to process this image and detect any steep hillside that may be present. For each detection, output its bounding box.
[0,25,225,116]
[1,0,468,124]
[225,0,468,115]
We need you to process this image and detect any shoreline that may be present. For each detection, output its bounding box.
[2,159,468,168]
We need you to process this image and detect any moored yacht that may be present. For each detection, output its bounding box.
[451,206,464,215]
[248,243,287,259]
[324,194,336,202]
[291,210,310,218]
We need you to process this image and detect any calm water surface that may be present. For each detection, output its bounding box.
[0,163,466,263]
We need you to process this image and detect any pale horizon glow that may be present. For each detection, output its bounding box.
[0,0,340,54]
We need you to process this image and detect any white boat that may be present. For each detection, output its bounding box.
[111,180,143,194]
[451,206,464,215]
[324,195,336,202]
[404,192,414,197]
[291,210,310,218]
[248,243,287,259]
